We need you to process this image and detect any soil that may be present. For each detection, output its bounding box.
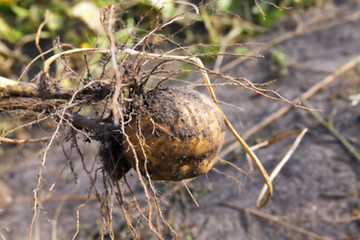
[1,1,360,239]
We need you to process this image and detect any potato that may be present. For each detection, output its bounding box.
[123,87,225,181]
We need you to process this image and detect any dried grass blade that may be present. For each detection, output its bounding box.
[221,201,331,240]
[193,57,273,208]
[182,180,199,207]
[256,128,308,208]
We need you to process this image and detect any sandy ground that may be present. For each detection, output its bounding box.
[1,1,360,239]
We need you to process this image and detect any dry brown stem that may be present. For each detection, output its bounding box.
[35,10,50,64]
[256,128,308,207]
[221,202,331,240]
[0,135,55,144]
[182,180,200,207]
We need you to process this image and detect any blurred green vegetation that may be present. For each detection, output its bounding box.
[0,0,105,46]
[0,0,323,78]
[268,48,288,78]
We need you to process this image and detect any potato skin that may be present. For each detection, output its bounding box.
[123,87,225,181]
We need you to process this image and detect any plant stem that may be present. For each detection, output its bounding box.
[0,76,74,99]
[304,101,360,162]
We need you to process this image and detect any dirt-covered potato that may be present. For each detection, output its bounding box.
[123,87,225,181]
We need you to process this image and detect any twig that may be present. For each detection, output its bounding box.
[267,214,360,224]
[254,0,266,19]
[18,47,56,82]
[221,202,332,240]
[193,58,273,208]
[304,101,360,162]
[182,180,199,207]
[174,1,200,15]
[0,76,74,99]
[219,128,304,159]
[0,136,55,144]
[245,128,305,172]
[256,128,307,207]
[35,10,50,64]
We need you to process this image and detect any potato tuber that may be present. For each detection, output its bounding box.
[123,87,225,181]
